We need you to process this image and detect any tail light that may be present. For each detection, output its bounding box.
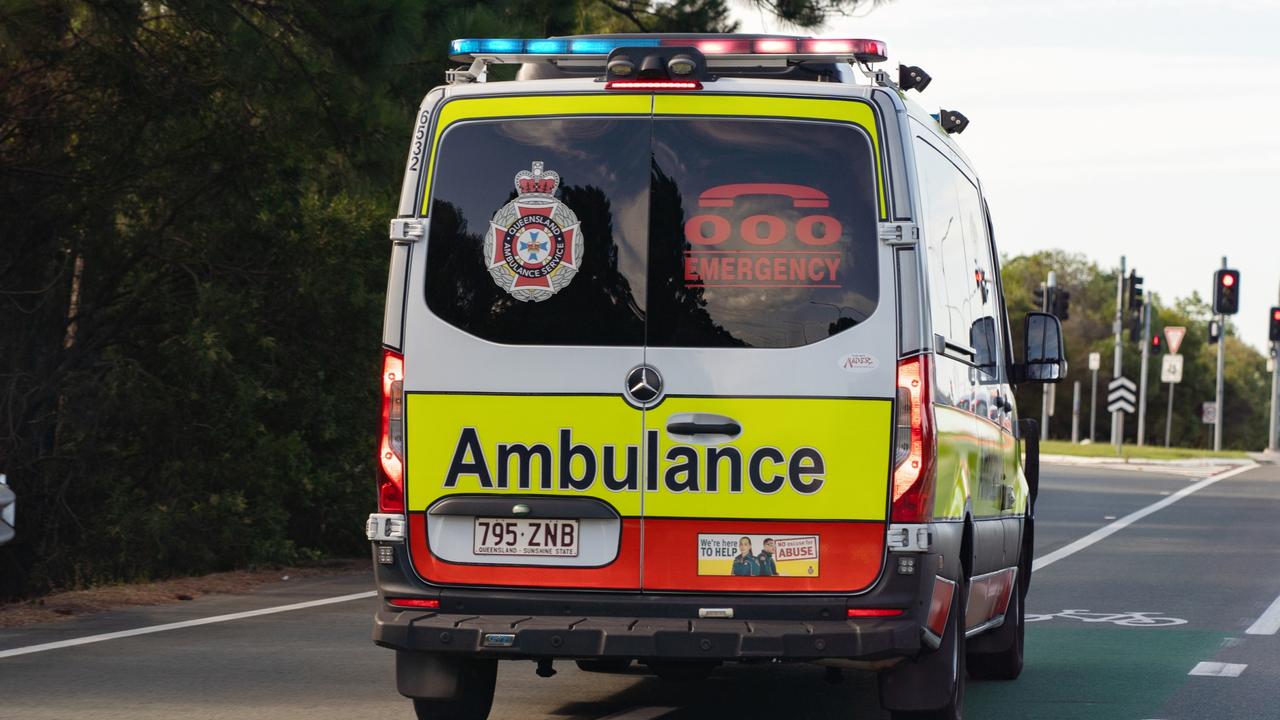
[388,597,439,610]
[891,354,936,522]
[377,349,405,513]
[847,607,905,618]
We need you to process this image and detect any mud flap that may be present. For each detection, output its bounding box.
[397,651,495,700]
[879,578,966,713]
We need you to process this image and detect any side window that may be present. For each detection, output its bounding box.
[915,137,1002,383]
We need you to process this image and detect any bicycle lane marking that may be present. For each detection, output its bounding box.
[1032,463,1256,573]
[969,464,1258,720]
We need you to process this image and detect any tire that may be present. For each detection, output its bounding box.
[967,583,1025,681]
[575,658,633,674]
[411,658,497,720]
[883,578,967,720]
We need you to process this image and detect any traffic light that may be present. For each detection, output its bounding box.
[1208,319,1221,345]
[1270,306,1280,342]
[1129,309,1142,342]
[1127,271,1144,310]
[1033,284,1046,311]
[1153,334,1161,350]
[1053,289,1071,321]
[1213,269,1240,315]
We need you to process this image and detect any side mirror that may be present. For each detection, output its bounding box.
[1015,312,1067,384]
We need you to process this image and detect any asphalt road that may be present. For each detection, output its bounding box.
[2,462,1278,720]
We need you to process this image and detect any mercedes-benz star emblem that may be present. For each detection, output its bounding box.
[625,365,663,407]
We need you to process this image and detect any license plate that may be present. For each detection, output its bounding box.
[473,518,579,558]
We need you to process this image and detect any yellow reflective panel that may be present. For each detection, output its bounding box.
[405,393,644,516]
[654,95,888,219]
[420,95,652,215]
[645,397,891,521]
[405,393,891,521]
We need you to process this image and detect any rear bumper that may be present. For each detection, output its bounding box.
[374,608,921,661]
[371,520,968,662]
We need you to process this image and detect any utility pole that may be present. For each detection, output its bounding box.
[1089,352,1100,442]
[1270,282,1279,453]
[1214,256,1227,452]
[1072,381,1081,444]
[1137,296,1152,446]
[1042,271,1056,442]
[1113,256,1126,451]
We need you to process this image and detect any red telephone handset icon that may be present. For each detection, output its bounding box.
[685,183,842,246]
[697,183,830,209]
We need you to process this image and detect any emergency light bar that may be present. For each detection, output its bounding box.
[448,36,888,65]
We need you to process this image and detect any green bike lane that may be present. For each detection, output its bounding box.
[968,463,1280,720]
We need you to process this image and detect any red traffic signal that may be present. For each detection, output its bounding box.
[1213,269,1240,315]
[1152,335,1161,348]
[1270,306,1280,342]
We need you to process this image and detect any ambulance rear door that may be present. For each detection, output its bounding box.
[401,96,653,591]
[638,95,897,593]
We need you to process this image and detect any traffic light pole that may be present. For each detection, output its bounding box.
[1042,271,1056,442]
[1214,256,1227,452]
[1137,296,1151,446]
[1113,256,1126,451]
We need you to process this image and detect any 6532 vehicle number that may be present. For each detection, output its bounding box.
[473,518,579,557]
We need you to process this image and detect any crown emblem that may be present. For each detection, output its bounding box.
[515,161,560,195]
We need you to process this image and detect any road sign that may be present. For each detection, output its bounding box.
[1164,326,1186,355]
[1161,354,1184,384]
[1108,376,1137,413]
[1089,352,1101,371]
[1202,402,1217,424]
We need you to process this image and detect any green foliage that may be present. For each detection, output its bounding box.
[0,0,877,598]
[1002,252,1273,451]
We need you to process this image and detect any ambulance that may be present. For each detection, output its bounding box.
[366,33,1067,720]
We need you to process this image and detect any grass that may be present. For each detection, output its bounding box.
[1040,439,1250,461]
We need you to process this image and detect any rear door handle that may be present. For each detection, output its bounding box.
[667,421,742,436]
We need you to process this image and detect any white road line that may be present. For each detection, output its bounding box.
[1188,661,1247,677]
[597,708,678,720]
[0,590,376,659]
[1245,592,1280,635]
[1033,463,1256,573]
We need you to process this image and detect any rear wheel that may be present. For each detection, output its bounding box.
[411,658,497,720]
[575,658,633,674]
[881,578,967,720]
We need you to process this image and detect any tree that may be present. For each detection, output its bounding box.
[0,0,882,598]
[1000,253,1271,449]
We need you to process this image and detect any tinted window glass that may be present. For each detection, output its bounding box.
[424,117,649,345]
[646,118,880,348]
[916,137,1001,382]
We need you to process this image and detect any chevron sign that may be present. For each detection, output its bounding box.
[1107,376,1137,414]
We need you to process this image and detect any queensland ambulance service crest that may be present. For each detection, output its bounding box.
[484,161,583,302]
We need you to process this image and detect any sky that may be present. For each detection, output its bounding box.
[734,0,1280,353]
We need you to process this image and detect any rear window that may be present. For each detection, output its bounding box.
[647,118,879,348]
[424,117,650,346]
[423,113,879,349]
